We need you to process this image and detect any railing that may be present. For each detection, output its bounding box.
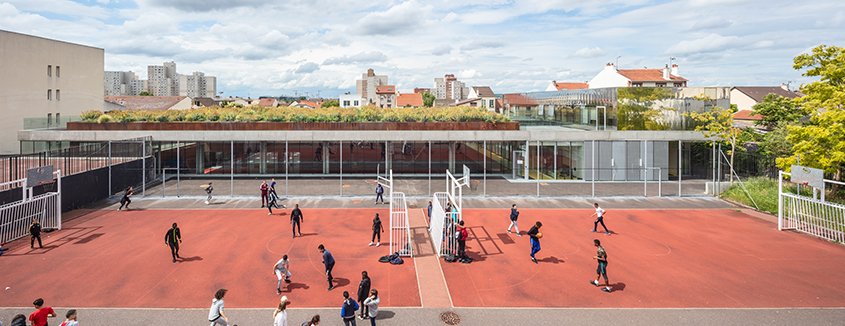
[389,191,412,257]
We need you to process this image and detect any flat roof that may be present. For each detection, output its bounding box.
[18,129,709,142]
[0,29,104,51]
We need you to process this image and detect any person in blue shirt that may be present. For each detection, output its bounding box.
[340,290,359,326]
[319,244,336,290]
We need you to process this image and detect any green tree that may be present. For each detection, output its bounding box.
[422,92,435,107]
[616,87,673,130]
[688,106,741,181]
[138,91,152,96]
[760,122,793,168]
[778,45,845,180]
[321,99,339,108]
[751,94,806,129]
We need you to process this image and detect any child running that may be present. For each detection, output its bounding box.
[590,239,612,293]
[274,255,292,294]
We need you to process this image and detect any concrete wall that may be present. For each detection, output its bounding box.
[0,30,103,154]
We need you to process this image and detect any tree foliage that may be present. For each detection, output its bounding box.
[138,91,152,96]
[321,100,339,108]
[778,45,845,179]
[616,87,673,130]
[422,92,435,107]
[751,94,806,129]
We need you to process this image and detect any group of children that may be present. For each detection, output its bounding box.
[507,202,614,293]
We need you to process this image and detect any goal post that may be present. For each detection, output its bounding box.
[430,165,471,257]
[379,170,413,257]
[0,169,62,245]
[778,169,845,244]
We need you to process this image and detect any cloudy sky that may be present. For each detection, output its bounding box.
[1,0,843,97]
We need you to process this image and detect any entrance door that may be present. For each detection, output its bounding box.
[513,150,527,180]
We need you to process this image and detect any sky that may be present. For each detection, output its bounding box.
[1,0,843,98]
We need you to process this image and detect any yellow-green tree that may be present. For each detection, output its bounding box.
[778,45,845,180]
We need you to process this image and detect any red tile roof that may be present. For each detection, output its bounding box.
[503,93,538,106]
[733,110,763,121]
[552,82,588,90]
[376,85,396,94]
[397,93,423,107]
[617,69,687,82]
[258,98,278,107]
[104,96,188,111]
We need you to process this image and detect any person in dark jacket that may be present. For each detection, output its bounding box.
[165,222,182,263]
[291,204,303,237]
[30,218,42,249]
[319,244,336,290]
[527,221,543,264]
[118,186,133,211]
[374,184,384,205]
[10,314,27,326]
[357,271,371,320]
[340,291,359,326]
[369,214,384,247]
[507,204,521,236]
[456,220,469,259]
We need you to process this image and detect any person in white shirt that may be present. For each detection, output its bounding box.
[590,203,611,234]
[274,255,292,294]
[208,289,229,326]
[59,309,78,326]
[273,296,289,326]
[363,289,380,326]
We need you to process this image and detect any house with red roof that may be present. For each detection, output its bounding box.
[588,63,687,88]
[545,81,589,91]
[257,97,279,107]
[375,85,397,108]
[397,92,423,108]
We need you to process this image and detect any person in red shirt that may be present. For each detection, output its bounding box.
[456,220,469,260]
[260,181,269,208]
[28,298,55,326]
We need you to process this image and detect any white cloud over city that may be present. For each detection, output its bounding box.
[1,0,843,97]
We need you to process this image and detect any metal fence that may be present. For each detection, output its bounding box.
[778,171,845,244]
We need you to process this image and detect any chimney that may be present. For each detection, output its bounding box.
[671,64,679,76]
[662,64,670,80]
[605,63,615,71]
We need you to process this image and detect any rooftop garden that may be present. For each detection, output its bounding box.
[80,106,510,123]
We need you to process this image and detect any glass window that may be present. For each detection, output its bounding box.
[47,89,52,100]
[56,66,60,77]
[56,89,60,101]
[55,113,60,125]
[47,113,52,127]
[47,65,52,77]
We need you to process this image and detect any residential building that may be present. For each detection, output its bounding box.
[588,63,687,88]
[104,96,193,111]
[147,61,179,96]
[179,72,217,98]
[193,97,219,108]
[413,87,431,94]
[290,100,321,109]
[467,86,497,110]
[376,85,397,108]
[0,29,103,154]
[257,97,279,107]
[397,92,423,107]
[356,68,389,105]
[434,74,468,101]
[730,86,800,111]
[104,71,137,96]
[128,79,147,96]
[339,93,363,108]
[502,93,539,117]
[545,81,588,92]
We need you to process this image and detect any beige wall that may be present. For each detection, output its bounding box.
[0,30,103,154]
[730,89,758,111]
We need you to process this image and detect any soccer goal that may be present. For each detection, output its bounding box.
[430,165,470,257]
[0,167,62,245]
[778,167,845,244]
[379,169,413,257]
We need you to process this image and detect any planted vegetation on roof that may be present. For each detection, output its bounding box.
[80,106,510,123]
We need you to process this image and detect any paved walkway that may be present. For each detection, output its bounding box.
[2,307,844,326]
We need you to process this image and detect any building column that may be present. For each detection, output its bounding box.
[448,142,456,173]
[322,141,329,174]
[195,142,204,174]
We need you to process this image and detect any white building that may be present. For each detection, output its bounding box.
[178,72,217,98]
[147,61,178,96]
[339,93,363,108]
[356,68,388,105]
[729,86,800,111]
[544,81,588,92]
[104,71,137,96]
[0,29,104,154]
[434,74,468,101]
[588,63,687,88]
[467,86,497,110]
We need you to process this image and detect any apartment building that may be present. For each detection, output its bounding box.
[178,72,217,98]
[0,29,103,154]
[104,71,137,96]
[355,68,389,105]
[433,74,468,102]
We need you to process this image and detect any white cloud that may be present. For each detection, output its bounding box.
[573,47,605,57]
[666,34,742,55]
[323,51,388,65]
[294,62,320,74]
[355,1,427,36]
